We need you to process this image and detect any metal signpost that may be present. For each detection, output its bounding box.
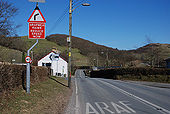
[26,0,46,93]
[25,56,32,63]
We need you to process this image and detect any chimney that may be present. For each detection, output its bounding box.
[52,47,60,54]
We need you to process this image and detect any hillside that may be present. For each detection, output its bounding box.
[0,45,22,63]
[46,34,136,67]
[47,34,170,67]
[46,34,118,56]
[131,43,170,54]
[0,34,170,68]
[129,43,170,67]
[0,36,89,66]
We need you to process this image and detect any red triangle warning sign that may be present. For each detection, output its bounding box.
[28,7,46,23]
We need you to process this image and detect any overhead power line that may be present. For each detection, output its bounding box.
[47,5,69,35]
[47,0,88,35]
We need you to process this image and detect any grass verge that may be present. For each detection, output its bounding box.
[0,76,72,114]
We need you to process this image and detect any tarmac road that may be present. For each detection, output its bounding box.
[65,69,170,114]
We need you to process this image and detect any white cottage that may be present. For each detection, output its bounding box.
[38,51,68,77]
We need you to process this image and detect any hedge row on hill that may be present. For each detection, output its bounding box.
[90,68,170,83]
[0,64,50,94]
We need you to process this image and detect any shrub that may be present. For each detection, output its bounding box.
[90,68,170,83]
[0,64,49,93]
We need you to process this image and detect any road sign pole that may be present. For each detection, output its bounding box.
[27,1,46,93]
[26,39,39,93]
[26,62,31,93]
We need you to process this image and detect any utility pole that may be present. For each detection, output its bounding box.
[68,0,72,88]
[67,1,90,88]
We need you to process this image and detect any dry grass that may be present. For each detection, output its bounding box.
[0,77,72,114]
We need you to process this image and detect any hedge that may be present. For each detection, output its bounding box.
[90,68,170,83]
[0,64,50,94]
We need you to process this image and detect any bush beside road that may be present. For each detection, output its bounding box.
[0,64,49,94]
[90,68,170,83]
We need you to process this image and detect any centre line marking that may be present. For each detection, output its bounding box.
[97,79,170,114]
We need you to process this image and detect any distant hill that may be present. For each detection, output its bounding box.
[131,43,170,53]
[0,34,170,67]
[46,34,139,67]
[46,34,118,56]
[0,36,89,66]
[47,34,170,67]
[129,43,170,67]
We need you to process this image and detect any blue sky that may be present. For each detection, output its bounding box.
[11,0,170,50]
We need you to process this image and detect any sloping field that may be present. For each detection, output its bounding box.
[0,77,72,114]
[0,36,89,66]
[0,45,22,63]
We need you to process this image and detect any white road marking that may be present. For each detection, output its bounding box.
[86,101,135,114]
[111,102,130,113]
[98,79,170,114]
[95,102,115,114]
[119,101,136,113]
[75,78,78,95]
[86,103,99,114]
[75,93,79,113]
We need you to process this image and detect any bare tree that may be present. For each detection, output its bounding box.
[0,0,18,36]
[144,35,153,45]
[143,35,155,67]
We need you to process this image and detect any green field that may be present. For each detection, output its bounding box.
[22,36,89,66]
[0,45,22,63]
[0,36,89,66]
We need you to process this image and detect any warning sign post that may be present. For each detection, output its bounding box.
[26,3,46,93]
[29,22,45,39]
[28,5,46,39]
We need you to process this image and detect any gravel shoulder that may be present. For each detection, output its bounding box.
[65,78,76,114]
